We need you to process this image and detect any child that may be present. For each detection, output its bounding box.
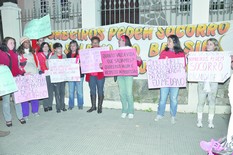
[37,42,54,112]
[17,36,40,119]
[196,38,220,128]
[0,37,26,127]
[86,36,105,113]
[117,35,142,119]
[154,34,185,124]
[66,40,84,110]
[50,43,67,113]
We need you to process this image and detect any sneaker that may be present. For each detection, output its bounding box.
[128,114,134,119]
[121,113,127,118]
[171,117,176,124]
[78,106,83,110]
[33,113,40,117]
[24,116,29,121]
[68,107,73,110]
[154,115,163,121]
[197,119,203,128]
[208,120,215,129]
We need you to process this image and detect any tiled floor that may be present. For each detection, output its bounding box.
[0,104,229,155]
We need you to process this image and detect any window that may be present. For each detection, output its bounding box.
[61,0,70,19]
[210,0,225,10]
[40,0,49,16]
[179,0,191,12]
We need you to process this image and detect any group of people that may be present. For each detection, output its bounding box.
[0,34,232,151]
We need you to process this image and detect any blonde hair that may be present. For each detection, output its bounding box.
[207,38,219,51]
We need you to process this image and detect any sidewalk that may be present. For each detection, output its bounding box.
[0,104,229,155]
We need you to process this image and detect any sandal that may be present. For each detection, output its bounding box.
[18,118,26,124]
[6,121,12,127]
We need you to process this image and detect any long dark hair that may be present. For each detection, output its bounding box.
[17,42,35,55]
[121,35,132,47]
[67,40,79,58]
[165,35,184,54]
[0,37,17,52]
[38,42,52,53]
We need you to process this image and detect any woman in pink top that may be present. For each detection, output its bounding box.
[154,35,185,124]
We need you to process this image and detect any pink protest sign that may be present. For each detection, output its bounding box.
[14,74,48,104]
[188,52,231,82]
[147,58,186,88]
[79,47,109,73]
[101,48,138,76]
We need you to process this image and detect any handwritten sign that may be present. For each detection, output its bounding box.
[14,74,48,103]
[23,14,51,39]
[188,52,231,82]
[147,58,186,88]
[0,66,18,96]
[79,47,109,73]
[48,58,80,83]
[101,48,138,76]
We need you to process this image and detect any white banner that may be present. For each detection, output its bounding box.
[188,52,231,82]
[48,58,80,83]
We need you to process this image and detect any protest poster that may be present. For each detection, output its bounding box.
[101,48,138,76]
[0,66,18,96]
[23,14,51,39]
[48,58,80,83]
[147,58,186,88]
[79,47,109,73]
[14,74,48,104]
[188,52,231,82]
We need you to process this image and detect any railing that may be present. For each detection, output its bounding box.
[209,0,233,22]
[100,0,192,26]
[20,0,82,31]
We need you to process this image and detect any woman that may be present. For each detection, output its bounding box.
[154,35,185,124]
[116,35,142,119]
[0,37,26,127]
[66,40,84,110]
[17,36,40,119]
[86,36,105,113]
[37,42,54,112]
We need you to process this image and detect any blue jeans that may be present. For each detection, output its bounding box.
[2,94,23,121]
[68,77,84,108]
[89,76,105,96]
[117,76,134,114]
[157,87,179,117]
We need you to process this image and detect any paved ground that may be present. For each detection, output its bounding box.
[0,103,230,155]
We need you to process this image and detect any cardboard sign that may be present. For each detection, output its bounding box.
[0,66,18,96]
[14,74,48,103]
[147,58,186,88]
[48,58,80,83]
[23,14,51,39]
[188,52,231,82]
[79,47,109,73]
[101,48,138,76]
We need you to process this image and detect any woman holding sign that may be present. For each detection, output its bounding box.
[86,36,105,113]
[0,37,26,127]
[66,40,84,110]
[154,35,185,124]
[196,38,220,129]
[117,35,142,119]
[17,36,40,120]
[37,42,54,112]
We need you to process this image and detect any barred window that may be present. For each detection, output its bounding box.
[61,0,70,19]
[179,0,191,12]
[40,0,49,16]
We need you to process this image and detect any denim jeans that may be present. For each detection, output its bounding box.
[53,82,66,110]
[68,77,84,108]
[157,87,179,117]
[117,76,134,114]
[89,76,105,96]
[2,94,23,121]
